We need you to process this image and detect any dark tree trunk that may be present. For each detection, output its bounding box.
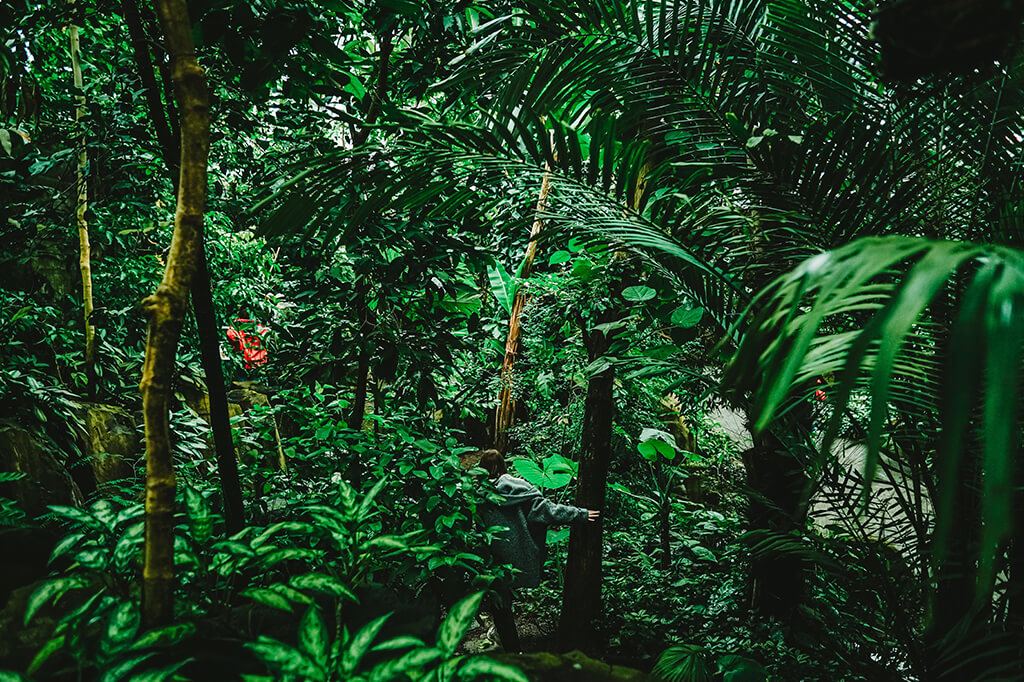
[1009,451,1024,625]
[926,449,985,673]
[557,146,647,649]
[742,418,810,623]
[121,0,179,181]
[558,328,614,652]
[348,347,370,432]
[656,461,671,571]
[347,291,373,433]
[1006,456,1024,677]
[192,246,244,533]
[346,294,373,486]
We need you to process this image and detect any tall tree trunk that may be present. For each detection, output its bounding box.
[140,0,209,627]
[346,292,374,487]
[1008,454,1024,675]
[192,246,244,532]
[656,460,671,571]
[68,3,97,400]
[742,422,810,622]
[558,326,614,652]
[128,0,243,533]
[558,145,650,650]
[1010,452,1024,622]
[347,291,372,433]
[121,0,178,179]
[494,166,553,453]
[927,449,985,673]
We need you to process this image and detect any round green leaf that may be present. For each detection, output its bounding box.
[548,250,572,265]
[623,285,657,302]
[637,441,660,461]
[572,259,595,282]
[671,306,704,328]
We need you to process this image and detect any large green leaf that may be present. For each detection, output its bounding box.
[24,577,90,625]
[342,614,391,674]
[487,263,518,315]
[299,607,329,669]
[512,454,578,490]
[436,591,484,656]
[724,237,1024,596]
[456,656,530,681]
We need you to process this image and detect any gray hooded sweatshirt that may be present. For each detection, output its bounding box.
[479,474,589,588]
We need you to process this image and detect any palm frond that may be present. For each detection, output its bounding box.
[724,236,1024,574]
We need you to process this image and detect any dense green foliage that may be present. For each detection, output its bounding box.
[3,0,1024,680]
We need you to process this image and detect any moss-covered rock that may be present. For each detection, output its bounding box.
[491,650,647,682]
[0,426,83,516]
[77,402,139,492]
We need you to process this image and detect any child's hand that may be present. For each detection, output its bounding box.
[587,510,601,522]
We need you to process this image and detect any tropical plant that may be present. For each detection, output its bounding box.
[256,0,1024,668]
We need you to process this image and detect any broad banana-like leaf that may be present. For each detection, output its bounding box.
[486,263,518,315]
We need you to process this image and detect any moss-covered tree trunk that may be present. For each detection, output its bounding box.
[68,3,97,400]
[124,0,243,534]
[140,0,209,627]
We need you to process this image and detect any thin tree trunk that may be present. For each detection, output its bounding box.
[68,4,97,400]
[121,0,178,179]
[347,294,372,433]
[192,246,244,532]
[927,449,984,672]
[131,0,242,534]
[372,378,385,436]
[656,461,671,571]
[1010,454,1024,624]
[494,166,553,453]
[558,328,614,652]
[141,0,209,627]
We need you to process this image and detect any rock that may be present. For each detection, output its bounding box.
[491,650,647,681]
[178,376,213,423]
[29,227,75,299]
[226,382,272,412]
[459,449,484,470]
[77,403,139,492]
[0,426,83,517]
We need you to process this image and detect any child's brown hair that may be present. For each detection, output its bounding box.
[479,449,507,479]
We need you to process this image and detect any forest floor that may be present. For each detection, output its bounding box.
[459,610,555,654]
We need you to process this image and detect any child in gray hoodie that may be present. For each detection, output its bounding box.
[476,449,599,649]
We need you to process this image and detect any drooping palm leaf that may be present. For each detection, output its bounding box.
[724,236,1024,578]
